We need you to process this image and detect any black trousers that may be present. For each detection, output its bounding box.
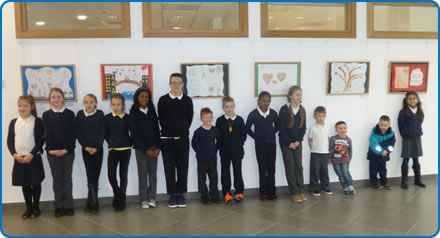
[255,142,276,196]
[47,153,75,208]
[82,147,103,185]
[161,137,189,195]
[369,159,387,186]
[107,150,131,199]
[309,153,330,192]
[221,157,244,196]
[197,159,219,198]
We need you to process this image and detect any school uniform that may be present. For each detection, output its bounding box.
[246,108,279,197]
[308,123,331,193]
[42,107,76,209]
[216,114,247,196]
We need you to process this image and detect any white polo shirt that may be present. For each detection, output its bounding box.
[308,123,330,154]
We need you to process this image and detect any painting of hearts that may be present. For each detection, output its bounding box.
[255,62,301,97]
[21,65,77,102]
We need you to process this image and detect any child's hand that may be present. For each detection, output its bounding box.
[23,154,34,164]
[48,150,59,155]
[56,149,68,157]
[288,143,296,150]
[13,154,24,163]
[146,149,155,158]
[88,148,97,155]
[382,150,388,157]
[153,148,160,158]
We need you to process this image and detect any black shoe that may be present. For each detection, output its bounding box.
[22,208,33,219]
[211,195,222,204]
[55,208,64,218]
[260,195,269,201]
[31,207,41,218]
[201,195,210,205]
[64,208,74,216]
[311,190,321,197]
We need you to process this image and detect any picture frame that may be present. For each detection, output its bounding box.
[254,62,301,97]
[101,64,153,100]
[20,65,77,102]
[180,62,229,98]
[326,61,370,95]
[389,61,429,93]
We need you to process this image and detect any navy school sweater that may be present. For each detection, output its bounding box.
[129,108,161,151]
[157,94,194,137]
[76,110,105,149]
[191,126,219,160]
[104,113,132,149]
[215,115,247,160]
[398,109,423,138]
[246,108,279,144]
[278,104,307,146]
[42,109,76,153]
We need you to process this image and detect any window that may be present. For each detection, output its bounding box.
[15,2,131,38]
[261,2,356,38]
[142,2,248,37]
[367,2,438,39]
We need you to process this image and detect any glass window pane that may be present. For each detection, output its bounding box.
[267,2,346,31]
[150,2,240,31]
[373,5,438,32]
[25,2,124,30]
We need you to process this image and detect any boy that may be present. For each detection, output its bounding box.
[191,108,221,205]
[158,73,194,208]
[367,115,396,190]
[329,121,355,195]
[216,97,247,205]
[308,106,331,196]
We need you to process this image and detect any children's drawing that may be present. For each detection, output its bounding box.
[389,62,428,93]
[181,63,229,98]
[101,64,153,100]
[327,62,370,95]
[255,62,301,97]
[21,65,76,102]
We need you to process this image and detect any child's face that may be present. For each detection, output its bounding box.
[49,92,64,109]
[222,101,235,117]
[201,113,213,126]
[378,120,390,134]
[336,124,347,137]
[18,100,32,118]
[258,95,271,112]
[138,91,150,109]
[314,112,326,125]
[111,98,123,114]
[83,96,97,113]
[407,94,419,108]
[289,90,302,105]
[169,77,184,95]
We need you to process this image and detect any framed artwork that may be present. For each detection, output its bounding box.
[180,63,229,98]
[254,62,301,97]
[20,65,77,102]
[389,62,429,93]
[326,61,370,95]
[101,64,153,100]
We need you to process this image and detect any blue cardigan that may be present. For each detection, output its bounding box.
[278,105,307,146]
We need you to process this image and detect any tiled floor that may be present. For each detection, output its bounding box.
[2,176,438,236]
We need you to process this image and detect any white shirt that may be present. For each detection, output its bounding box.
[169,92,183,100]
[308,123,330,154]
[257,107,270,118]
[410,107,417,114]
[224,114,237,120]
[288,103,300,115]
[84,109,96,117]
[140,107,148,115]
[51,106,65,113]
[14,116,35,155]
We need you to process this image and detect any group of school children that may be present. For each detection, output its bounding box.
[7,72,426,220]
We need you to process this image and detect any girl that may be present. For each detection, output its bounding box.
[398,91,425,189]
[278,86,307,203]
[7,96,45,219]
[105,93,132,211]
[245,91,279,201]
[129,88,160,209]
[42,88,76,217]
[76,94,105,213]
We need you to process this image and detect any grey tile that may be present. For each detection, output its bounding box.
[255,223,320,236]
[346,213,417,236]
[199,212,273,236]
[145,222,216,236]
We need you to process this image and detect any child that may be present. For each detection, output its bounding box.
[279,86,307,203]
[42,88,76,217]
[191,107,221,205]
[130,88,160,209]
[105,93,132,211]
[398,91,425,189]
[245,91,279,201]
[158,73,194,208]
[308,106,331,196]
[216,96,247,205]
[76,94,105,213]
[367,115,396,190]
[7,96,45,219]
[329,121,355,195]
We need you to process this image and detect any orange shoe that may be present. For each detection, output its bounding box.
[224,192,234,205]
[234,193,244,202]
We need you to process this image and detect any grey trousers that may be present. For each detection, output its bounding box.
[280,143,304,195]
[47,152,75,208]
[309,153,330,191]
[135,149,157,201]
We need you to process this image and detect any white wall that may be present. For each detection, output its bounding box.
[2,2,438,203]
